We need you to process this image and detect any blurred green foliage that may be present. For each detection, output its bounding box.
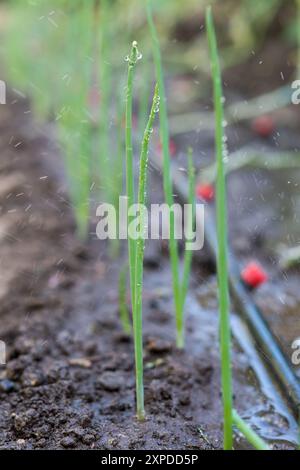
[0,0,298,236]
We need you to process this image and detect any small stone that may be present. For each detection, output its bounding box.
[179,393,191,406]
[147,338,172,354]
[152,430,168,440]
[25,408,38,420]
[60,436,77,448]
[107,437,119,447]
[84,341,98,356]
[113,332,131,343]
[12,413,27,432]
[68,358,92,368]
[6,358,27,380]
[16,439,26,446]
[97,371,123,391]
[21,370,44,387]
[35,438,46,448]
[79,413,92,428]
[70,426,85,438]
[82,434,95,445]
[0,379,16,393]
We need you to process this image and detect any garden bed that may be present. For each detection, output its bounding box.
[0,92,296,450]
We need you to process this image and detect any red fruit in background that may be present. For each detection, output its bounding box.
[169,139,177,156]
[157,138,177,157]
[196,183,214,202]
[252,115,274,138]
[241,262,268,288]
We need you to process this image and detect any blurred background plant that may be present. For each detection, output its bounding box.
[0,0,299,239]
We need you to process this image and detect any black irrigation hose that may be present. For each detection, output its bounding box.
[150,154,300,421]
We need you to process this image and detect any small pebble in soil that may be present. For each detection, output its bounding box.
[68,358,92,368]
[21,370,45,387]
[6,358,27,380]
[69,426,85,438]
[0,379,16,393]
[35,438,46,448]
[79,413,93,428]
[84,341,98,356]
[113,331,131,344]
[152,430,168,440]
[11,413,27,432]
[16,439,26,447]
[97,372,123,392]
[82,434,95,445]
[91,318,115,333]
[146,338,172,354]
[107,437,119,447]
[60,436,77,448]
[179,393,191,406]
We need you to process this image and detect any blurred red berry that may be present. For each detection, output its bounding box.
[157,138,177,157]
[241,262,268,288]
[169,139,177,156]
[196,183,214,202]
[252,115,274,138]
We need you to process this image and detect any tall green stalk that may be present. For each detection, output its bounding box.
[125,41,159,419]
[206,6,233,450]
[134,84,160,420]
[146,0,182,348]
[118,264,131,335]
[99,0,111,197]
[125,41,140,314]
[138,57,151,139]
[112,83,127,257]
[99,0,122,257]
[60,1,93,240]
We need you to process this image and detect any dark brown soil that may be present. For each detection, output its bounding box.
[0,91,295,450]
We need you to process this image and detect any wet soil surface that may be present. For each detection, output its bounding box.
[0,91,297,450]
